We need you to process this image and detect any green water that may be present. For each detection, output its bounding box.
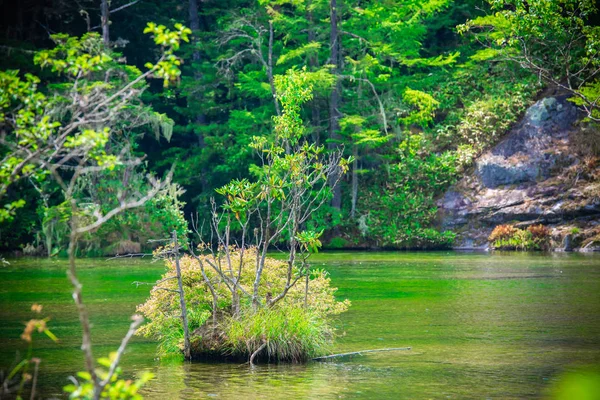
[1,252,600,399]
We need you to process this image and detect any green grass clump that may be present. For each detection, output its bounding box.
[224,306,333,362]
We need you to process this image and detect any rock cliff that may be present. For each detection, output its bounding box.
[438,95,600,251]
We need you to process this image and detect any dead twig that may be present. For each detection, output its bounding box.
[312,347,412,361]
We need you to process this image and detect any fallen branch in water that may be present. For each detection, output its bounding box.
[106,253,153,261]
[249,342,267,365]
[312,347,412,361]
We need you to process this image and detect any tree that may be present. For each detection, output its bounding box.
[137,68,351,363]
[0,0,550,251]
[328,0,343,210]
[0,22,190,398]
[196,67,348,312]
[459,0,600,121]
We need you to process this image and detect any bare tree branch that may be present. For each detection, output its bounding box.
[110,0,140,13]
[98,315,144,391]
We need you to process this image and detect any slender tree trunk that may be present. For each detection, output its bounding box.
[267,21,281,117]
[188,0,209,192]
[101,0,110,47]
[253,201,271,309]
[67,216,100,398]
[271,206,299,307]
[173,231,191,360]
[188,0,200,52]
[194,255,219,326]
[267,19,286,157]
[308,4,321,146]
[45,228,52,257]
[329,0,343,210]
[351,146,358,218]
[303,259,310,308]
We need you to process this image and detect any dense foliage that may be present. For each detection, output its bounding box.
[1,0,598,252]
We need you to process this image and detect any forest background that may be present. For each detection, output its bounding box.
[1,0,598,254]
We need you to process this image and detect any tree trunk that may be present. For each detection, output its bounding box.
[253,200,271,309]
[329,0,343,210]
[188,0,209,192]
[267,19,286,156]
[173,230,191,360]
[67,216,100,398]
[267,20,281,117]
[188,0,200,51]
[101,0,110,47]
[351,146,358,218]
[308,4,321,146]
[304,260,310,308]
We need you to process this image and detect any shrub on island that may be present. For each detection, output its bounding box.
[136,247,349,362]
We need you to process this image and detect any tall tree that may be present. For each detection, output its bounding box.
[187,0,209,191]
[328,0,343,210]
[101,0,110,45]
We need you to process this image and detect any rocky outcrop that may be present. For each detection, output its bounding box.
[438,95,600,251]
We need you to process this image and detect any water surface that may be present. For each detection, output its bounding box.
[1,252,599,399]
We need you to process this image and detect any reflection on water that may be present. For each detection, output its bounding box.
[145,361,359,399]
[1,252,600,399]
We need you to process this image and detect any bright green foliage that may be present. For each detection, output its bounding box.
[63,353,154,400]
[1,25,190,254]
[0,70,53,220]
[34,33,112,75]
[547,369,600,400]
[572,81,600,121]
[459,0,600,121]
[141,0,494,248]
[296,230,324,253]
[143,23,192,87]
[273,68,320,140]
[0,199,26,224]
[224,305,333,362]
[3,0,586,252]
[400,89,440,127]
[364,134,458,248]
[216,67,349,244]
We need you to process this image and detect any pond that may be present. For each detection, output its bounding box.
[1,252,600,399]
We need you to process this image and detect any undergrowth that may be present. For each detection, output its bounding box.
[489,224,551,251]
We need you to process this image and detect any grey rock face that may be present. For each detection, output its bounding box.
[477,157,539,188]
[475,96,579,189]
[437,95,600,250]
[525,97,578,130]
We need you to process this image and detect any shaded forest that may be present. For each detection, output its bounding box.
[1,0,599,254]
